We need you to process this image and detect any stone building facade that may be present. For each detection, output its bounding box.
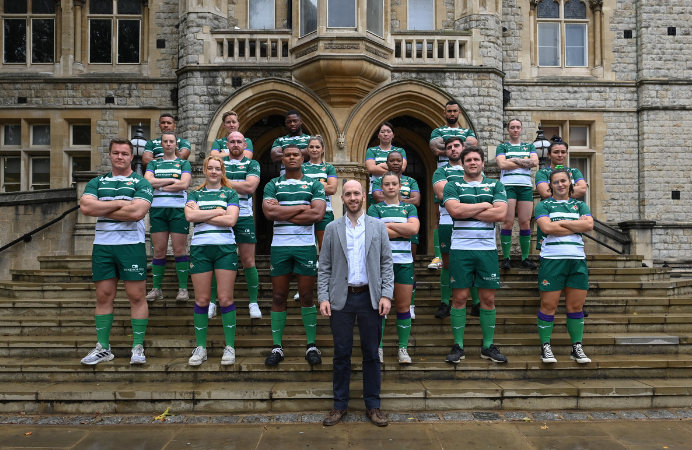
[0,0,690,263]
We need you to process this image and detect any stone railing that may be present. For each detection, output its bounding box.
[211,31,292,64]
[391,32,471,66]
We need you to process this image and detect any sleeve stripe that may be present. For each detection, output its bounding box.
[327,175,337,178]
[536,214,549,219]
[182,171,191,174]
[536,181,548,185]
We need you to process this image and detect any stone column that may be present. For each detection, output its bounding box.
[74,0,84,63]
[331,164,369,220]
[589,0,603,68]
[72,171,100,255]
[142,0,149,61]
[529,0,538,67]
[618,220,656,267]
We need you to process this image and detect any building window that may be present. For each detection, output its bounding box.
[249,0,275,29]
[366,0,384,37]
[69,154,91,184]
[2,0,56,64]
[2,124,21,146]
[300,0,317,36]
[88,0,142,64]
[71,124,92,147]
[409,0,434,31]
[1,156,21,192]
[537,0,587,67]
[29,156,50,190]
[328,0,356,28]
[30,124,50,146]
[569,156,589,203]
[569,125,588,147]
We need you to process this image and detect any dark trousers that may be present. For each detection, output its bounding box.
[330,290,382,410]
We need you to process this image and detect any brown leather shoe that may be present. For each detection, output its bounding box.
[323,408,347,426]
[366,408,389,427]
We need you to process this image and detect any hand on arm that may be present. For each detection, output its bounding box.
[433,181,447,202]
[229,176,260,195]
[571,180,588,199]
[536,217,575,236]
[496,155,522,170]
[473,201,508,223]
[445,199,493,220]
[185,202,225,222]
[160,173,192,192]
[429,138,446,157]
[209,149,230,158]
[365,160,388,176]
[385,218,420,239]
[262,199,309,221]
[142,152,154,167]
[402,191,421,207]
[177,148,191,160]
[104,199,151,222]
[559,215,594,233]
[324,177,338,196]
[290,200,327,225]
[144,172,176,189]
[206,204,239,228]
[270,146,284,163]
[79,195,129,217]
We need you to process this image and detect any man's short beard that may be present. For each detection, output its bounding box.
[446,116,458,125]
[448,155,462,162]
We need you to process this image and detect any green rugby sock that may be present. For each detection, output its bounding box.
[479,308,497,349]
[221,307,237,347]
[270,311,287,347]
[194,311,209,348]
[537,318,554,345]
[440,269,451,305]
[519,232,531,261]
[396,316,412,349]
[450,307,466,347]
[131,318,148,347]
[301,305,317,345]
[175,262,189,289]
[566,315,585,344]
[433,228,441,259]
[470,287,480,306]
[244,267,259,304]
[500,234,512,259]
[380,317,385,349]
[210,274,217,306]
[152,262,166,290]
[95,313,113,348]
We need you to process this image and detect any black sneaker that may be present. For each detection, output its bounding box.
[540,342,557,363]
[445,343,465,363]
[520,259,537,270]
[434,302,451,319]
[570,342,591,364]
[480,344,508,363]
[305,345,322,365]
[470,302,480,317]
[500,258,511,270]
[265,345,284,365]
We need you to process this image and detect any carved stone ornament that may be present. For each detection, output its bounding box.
[588,0,603,12]
[73,0,86,7]
[337,134,346,150]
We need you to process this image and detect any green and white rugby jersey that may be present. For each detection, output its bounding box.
[535,166,585,190]
[143,137,192,159]
[272,133,311,175]
[211,137,253,154]
[496,142,537,187]
[263,175,326,246]
[371,174,419,200]
[146,157,191,208]
[186,186,240,246]
[442,175,507,251]
[365,146,407,193]
[367,202,418,264]
[83,172,153,246]
[430,126,475,168]
[432,163,465,225]
[302,161,337,212]
[535,198,591,259]
[222,156,260,217]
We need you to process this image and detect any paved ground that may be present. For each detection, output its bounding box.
[2,412,692,449]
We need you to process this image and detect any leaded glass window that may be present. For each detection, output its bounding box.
[564,0,586,19]
[537,0,559,19]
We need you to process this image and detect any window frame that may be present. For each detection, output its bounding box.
[407,0,435,31]
[69,123,92,148]
[248,0,276,30]
[87,0,142,65]
[299,0,318,37]
[1,0,56,66]
[366,0,384,38]
[326,0,357,30]
[536,0,589,69]
[568,124,589,148]
[67,151,92,185]
[29,155,50,191]
[1,154,22,193]
[1,123,22,148]
[29,123,50,148]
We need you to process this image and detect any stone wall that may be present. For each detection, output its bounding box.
[652,225,692,264]
[501,0,524,80]
[0,190,78,281]
[601,112,639,222]
[637,0,692,80]
[610,0,637,81]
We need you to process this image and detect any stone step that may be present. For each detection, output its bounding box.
[10,267,672,283]
[3,313,692,337]
[1,377,690,414]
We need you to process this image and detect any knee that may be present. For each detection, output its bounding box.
[299,297,314,308]
[195,298,210,307]
[218,298,234,308]
[519,219,531,230]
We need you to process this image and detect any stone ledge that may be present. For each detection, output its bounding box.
[0,189,77,207]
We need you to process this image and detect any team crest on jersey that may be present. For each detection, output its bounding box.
[483,187,490,192]
[175,164,180,167]
[302,185,308,189]
[573,205,578,210]
[126,181,133,185]
[220,193,226,198]
[189,263,194,269]
[542,279,550,286]
[450,277,455,283]
[173,174,179,178]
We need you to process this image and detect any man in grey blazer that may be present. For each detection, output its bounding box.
[318,180,394,427]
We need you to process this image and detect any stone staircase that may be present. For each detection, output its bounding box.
[1,254,692,414]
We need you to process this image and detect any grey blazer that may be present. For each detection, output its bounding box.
[317,214,394,311]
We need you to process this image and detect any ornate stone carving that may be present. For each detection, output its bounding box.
[337,133,346,150]
[588,0,603,12]
[294,45,318,59]
[365,46,388,59]
[324,44,360,50]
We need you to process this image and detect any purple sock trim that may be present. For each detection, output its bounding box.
[566,311,584,319]
[152,258,166,265]
[194,305,209,314]
[413,282,417,289]
[220,304,236,314]
[537,311,555,322]
[175,255,189,263]
[500,229,513,236]
[520,229,531,236]
[396,311,412,320]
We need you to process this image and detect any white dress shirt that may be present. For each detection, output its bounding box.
[346,210,368,287]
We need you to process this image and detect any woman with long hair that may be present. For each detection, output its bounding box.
[301,135,338,250]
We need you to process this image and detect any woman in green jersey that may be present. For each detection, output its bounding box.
[368,172,420,364]
[534,169,593,365]
[365,122,407,204]
[210,111,254,160]
[185,156,241,367]
[302,135,338,250]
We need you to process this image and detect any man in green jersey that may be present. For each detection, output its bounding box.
[79,138,154,365]
[142,114,192,169]
[270,110,311,174]
[442,145,509,364]
[263,145,327,366]
[144,131,192,302]
[209,110,254,160]
[428,101,476,270]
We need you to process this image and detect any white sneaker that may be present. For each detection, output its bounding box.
[188,346,207,366]
[428,257,442,270]
[294,292,300,300]
[146,288,163,302]
[378,347,384,363]
[398,347,412,364]
[249,303,262,319]
[176,288,189,301]
[208,303,217,319]
[221,346,236,365]
[410,305,416,320]
[130,344,146,365]
[81,343,114,365]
